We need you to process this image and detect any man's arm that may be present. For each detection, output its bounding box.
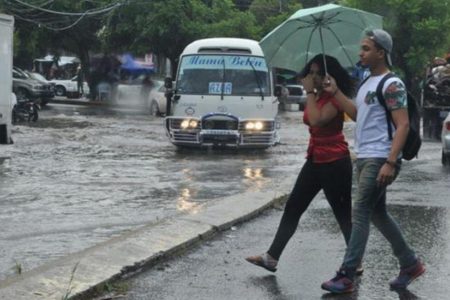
[387,108,409,163]
[323,75,357,121]
[333,89,357,121]
[377,80,409,186]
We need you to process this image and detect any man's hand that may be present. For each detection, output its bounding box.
[323,74,338,94]
[376,163,396,186]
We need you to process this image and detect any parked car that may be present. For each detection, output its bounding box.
[12,67,53,101]
[285,84,307,110]
[442,112,450,165]
[147,80,167,116]
[50,75,89,98]
[24,71,55,105]
[116,75,146,102]
[116,76,167,115]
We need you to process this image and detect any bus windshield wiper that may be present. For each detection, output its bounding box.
[248,60,264,100]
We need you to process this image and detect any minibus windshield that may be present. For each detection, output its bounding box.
[176,55,270,96]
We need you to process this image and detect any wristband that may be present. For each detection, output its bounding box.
[306,90,315,95]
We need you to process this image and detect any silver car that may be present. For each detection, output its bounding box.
[147,80,167,116]
[285,84,307,110]
[442,112,450,165]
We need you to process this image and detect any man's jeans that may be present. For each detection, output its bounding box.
[342,158,417,276]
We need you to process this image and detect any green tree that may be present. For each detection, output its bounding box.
[3,1,118,80]
[340,0,450,92]
[103,0,259,76]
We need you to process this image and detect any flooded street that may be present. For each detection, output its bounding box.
[0,104,309,281]
[1,102,448,288]
[124,130,450,300]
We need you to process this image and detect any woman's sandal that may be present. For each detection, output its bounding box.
[245,253,278,272]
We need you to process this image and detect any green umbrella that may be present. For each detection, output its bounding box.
[260,4,383,73]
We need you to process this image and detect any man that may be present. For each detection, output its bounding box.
[320,29,425,293]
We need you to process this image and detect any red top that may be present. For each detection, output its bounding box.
[303,92,350,163]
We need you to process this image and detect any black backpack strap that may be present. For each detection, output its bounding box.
[376,72,396,140]
[358,75,371,90]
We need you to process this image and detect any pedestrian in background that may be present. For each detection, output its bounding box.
[76,65,84,96]
[321,28,425,294]
[351,60,370,86]
[246,54,358,274]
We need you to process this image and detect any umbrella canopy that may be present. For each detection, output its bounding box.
[260,4,383,73]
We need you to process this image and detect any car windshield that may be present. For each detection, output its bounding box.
[13,68,29,79]
[176,54,270,96]
[28,72,47,82]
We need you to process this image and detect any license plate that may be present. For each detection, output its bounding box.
[200,129,237,135]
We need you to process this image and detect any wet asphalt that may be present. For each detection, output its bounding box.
[114,142,450,300]
[0,102,308,281]
[2,99,449,300]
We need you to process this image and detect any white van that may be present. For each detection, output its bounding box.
[164,38,279,148]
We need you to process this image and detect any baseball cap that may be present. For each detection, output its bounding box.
[366,29,393,66]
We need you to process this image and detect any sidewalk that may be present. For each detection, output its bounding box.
[0,178,293,299]
[48,96,103,106]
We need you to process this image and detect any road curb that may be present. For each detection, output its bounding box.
[48,99,106,106]
[0,178,293,300]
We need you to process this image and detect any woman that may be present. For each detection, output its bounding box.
[245,54,361,274]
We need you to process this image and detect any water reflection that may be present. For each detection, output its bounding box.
[244,167,264,179]
[249,275,288,300]
[243,167,268,191]
[176,188,202,213]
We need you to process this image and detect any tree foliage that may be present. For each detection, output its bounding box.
[2,0,118,72]
[102,0,260,75]
[4,0,450,88]
[340,0,450,89]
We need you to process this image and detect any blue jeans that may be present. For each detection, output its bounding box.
[342,158,417,277]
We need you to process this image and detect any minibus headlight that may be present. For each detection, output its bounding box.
[254,121,263,130]
[189,120,198,128]
[181,120,190,129]
[245,122,255,130]
[180,119,198,129]
[245,121,264,130]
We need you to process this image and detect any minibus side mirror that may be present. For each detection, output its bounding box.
[274,85,282,97]
[164,77,173,89]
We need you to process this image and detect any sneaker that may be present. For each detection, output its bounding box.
[321,269,354,294]
[245,253,277,272]
[389,259,425,289]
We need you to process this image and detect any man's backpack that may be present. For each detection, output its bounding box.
[376,73,422,160]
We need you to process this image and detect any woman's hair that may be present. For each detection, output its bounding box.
[299,54,355,98]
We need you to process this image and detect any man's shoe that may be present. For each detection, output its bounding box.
[245,253,277,272]
[389,259,425,289]
[321,269,354,294]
